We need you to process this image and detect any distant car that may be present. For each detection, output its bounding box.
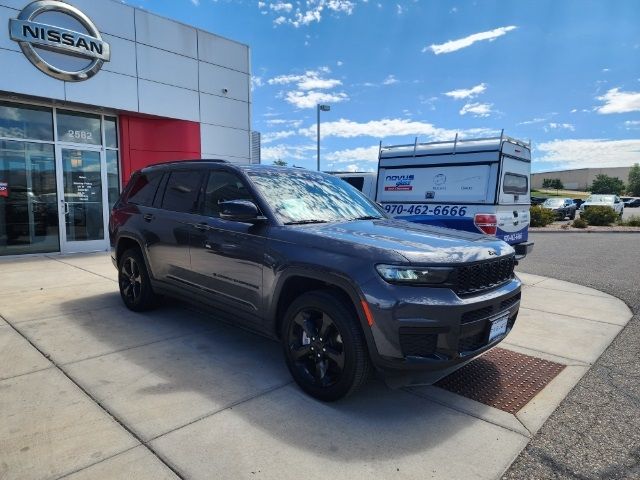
[622,197,640,208]
[580,194,624,217]
[541,197,577,220]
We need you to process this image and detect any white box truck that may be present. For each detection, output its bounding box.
[335,132,534,257]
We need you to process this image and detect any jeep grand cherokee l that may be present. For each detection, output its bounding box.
[110,161,522,401]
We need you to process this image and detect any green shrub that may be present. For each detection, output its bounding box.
[572,218,588,229]
[529,206,557,227]
[618,215,640,227]
[580,206,618,226]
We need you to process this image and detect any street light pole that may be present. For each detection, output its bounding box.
[316,104,330,171]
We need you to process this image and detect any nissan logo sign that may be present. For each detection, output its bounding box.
[9,0,110,82]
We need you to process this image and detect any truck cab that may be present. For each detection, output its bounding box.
[335,133,533,257]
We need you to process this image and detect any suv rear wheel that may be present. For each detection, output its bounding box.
[118,248,157,312]
[282,290,371,401]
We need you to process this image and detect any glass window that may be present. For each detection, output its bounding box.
[503,173,528,195]
[105,117,118,149]
[127,171,163,207]
[247,169,383,224]
[203,171,254,217]
[343,176,364,191]
[0,140,59,255]
[106,150,120,209]
[0,102,53,141]
[56,110,101,145]
[161,171,203,213]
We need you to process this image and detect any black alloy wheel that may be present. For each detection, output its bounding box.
[282,290,371,401]
[118,248,157,311]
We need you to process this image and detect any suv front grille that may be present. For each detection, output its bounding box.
[452,255,516,296]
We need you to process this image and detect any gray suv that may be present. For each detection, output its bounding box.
[110,161,521,401]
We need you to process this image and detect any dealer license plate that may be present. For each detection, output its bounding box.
[488,315,509,342]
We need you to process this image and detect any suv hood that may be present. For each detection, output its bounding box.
[292,218,514,264]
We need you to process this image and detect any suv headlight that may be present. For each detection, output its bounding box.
[375,264,452,285]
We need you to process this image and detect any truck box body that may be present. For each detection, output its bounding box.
[336,134,533,252]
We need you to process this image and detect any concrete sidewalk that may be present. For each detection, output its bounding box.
[0,253,632,480]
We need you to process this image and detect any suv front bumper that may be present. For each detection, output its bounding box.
[361,276,522,387]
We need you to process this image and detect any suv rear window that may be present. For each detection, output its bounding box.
[161,170,203,213]
[127,172,162,206]
[503,173,528,195]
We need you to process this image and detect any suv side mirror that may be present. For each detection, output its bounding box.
[219,200,265,223]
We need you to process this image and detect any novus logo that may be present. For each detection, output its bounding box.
[385,174,414,192]
[9,1,110,81]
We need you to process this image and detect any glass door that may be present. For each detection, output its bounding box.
[56,147,109,253]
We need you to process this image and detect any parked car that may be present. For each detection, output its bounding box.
[531,196,547,206]
[622,197,640,208]
[573,198,585,210]
[580,194,624,217]
[110,161,522,401]
[541,197,577,220]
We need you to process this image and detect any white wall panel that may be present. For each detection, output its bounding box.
[199,62,249,103]
[101,34,137,78]
[198,30,249,73]
[0,5,20,51]
[200,93,249,131]
[201,124,250,159]
[0,49,65,100]
[65,71,137,111]
[135,9,197,58]
[138,79,199,122]
[137,44,198,91]
[67,0,135,41]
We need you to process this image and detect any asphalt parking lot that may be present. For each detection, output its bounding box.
[505,232,640,480]
[0,249,634,480]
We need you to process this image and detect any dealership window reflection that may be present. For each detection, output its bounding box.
[0,140,60,255]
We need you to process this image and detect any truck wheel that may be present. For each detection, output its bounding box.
[282,290,372,401]
[118,248,157,312]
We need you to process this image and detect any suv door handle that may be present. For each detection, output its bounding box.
[192,222,211,232]
[143,213,154,222]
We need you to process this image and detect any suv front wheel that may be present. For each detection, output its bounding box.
[118,248,157,312]
[282,290,372,401]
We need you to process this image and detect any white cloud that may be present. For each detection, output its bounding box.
[596,88,640,114]
[261,130,298,143]
[298,117,497,140]
[536,139,640,169]
[261,143,316,162]
[325,145,380,167]
[382,74,398,85]
[444,83,487,100]
[251,76,264,91]
[262,0,357,28]
[190,0,200,5]
[459,102,493,117]
[268,68,341,90]
[424,26,517,55]
[285,90,348,109]
[545,123,575,132]
[266,118,303,128]
[624,120,640,130]
[396,4,404,15]
[518,117,547,125]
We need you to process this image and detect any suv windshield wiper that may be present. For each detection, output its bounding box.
[284,219,329,225]
[351,215,384,221]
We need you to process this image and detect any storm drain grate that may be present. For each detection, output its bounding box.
[436,348,566,414]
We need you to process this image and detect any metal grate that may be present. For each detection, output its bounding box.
[452,256,516,296]
[436,348,566,414]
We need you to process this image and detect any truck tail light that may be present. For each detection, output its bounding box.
[474,214,497,235]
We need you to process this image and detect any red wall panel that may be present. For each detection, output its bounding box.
[119,115,201,187]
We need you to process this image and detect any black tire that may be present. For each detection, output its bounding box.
[118,248,157,312]
[281,290,372,401]
[569,210,576,220]
[620,208,624,219]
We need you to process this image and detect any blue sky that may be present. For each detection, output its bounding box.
[133,0,640,173]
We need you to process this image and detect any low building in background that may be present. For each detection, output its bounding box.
[531,167,632,191]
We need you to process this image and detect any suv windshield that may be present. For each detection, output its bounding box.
[587,195,614,203]
[543,198,564,207]
[247,169,383,224]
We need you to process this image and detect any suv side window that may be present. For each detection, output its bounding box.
[203,171,254,217]
[127,171,163,207]
[161,170,203,213]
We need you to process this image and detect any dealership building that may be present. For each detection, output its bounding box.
[531,166,632,191]
[0,0,253,256]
